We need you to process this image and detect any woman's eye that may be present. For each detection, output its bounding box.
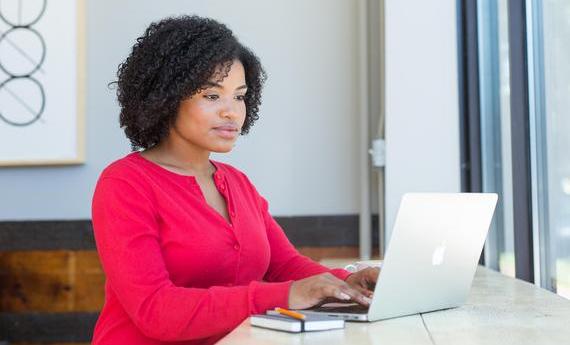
[204,94,219,100]
[235,95,246,101]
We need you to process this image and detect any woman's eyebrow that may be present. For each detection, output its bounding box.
[204,81,247,90]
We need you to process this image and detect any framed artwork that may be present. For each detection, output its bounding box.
[0,0,85,166]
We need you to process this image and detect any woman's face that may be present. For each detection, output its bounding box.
[171,60,247,153]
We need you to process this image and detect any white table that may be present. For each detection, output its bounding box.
[218,264,570,345]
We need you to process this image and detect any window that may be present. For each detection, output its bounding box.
[477,0,516,277]
[463,0,570,298]
[528,0,570,298]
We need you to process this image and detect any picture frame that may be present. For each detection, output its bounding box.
[0,0,86,166]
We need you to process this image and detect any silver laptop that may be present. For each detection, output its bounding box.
[300,193,498,322]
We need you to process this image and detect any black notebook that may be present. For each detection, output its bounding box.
[250,311,345,333]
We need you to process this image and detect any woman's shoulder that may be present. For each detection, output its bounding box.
[97,152,149,182]
[93,152,160,204]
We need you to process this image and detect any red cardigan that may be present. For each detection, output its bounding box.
[91,152,351,344]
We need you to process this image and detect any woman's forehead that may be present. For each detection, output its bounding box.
[205,61,246,88]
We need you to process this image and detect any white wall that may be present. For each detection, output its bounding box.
[207,1,360,216]
[0,0,360,220]
[384,0,462,240]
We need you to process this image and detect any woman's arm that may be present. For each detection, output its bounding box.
[259,199,377,308]
[257,196,352,283]
[92,177,291,341]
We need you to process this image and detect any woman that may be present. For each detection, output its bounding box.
[92,15,379,344]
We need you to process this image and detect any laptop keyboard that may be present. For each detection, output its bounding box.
[310,303,369,314]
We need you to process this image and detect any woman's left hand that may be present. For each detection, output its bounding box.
[345,267,380,298]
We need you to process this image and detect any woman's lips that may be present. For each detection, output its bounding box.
[213,126,238,139]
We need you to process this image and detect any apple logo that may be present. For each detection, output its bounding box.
[432,242,446,266]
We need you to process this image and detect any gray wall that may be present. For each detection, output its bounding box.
[384,0,462,240]
[0,0,361,220]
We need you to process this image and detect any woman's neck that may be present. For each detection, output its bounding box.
[142,137,214,178]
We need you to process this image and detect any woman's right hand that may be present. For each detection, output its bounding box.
[288,272,372,310]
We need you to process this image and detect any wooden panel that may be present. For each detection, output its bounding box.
[297,246,358,261]
[74,251,105,311]
[0,250,104,312]
[0,247,364,312]
[0,246,372,342]
[297,246,379,261]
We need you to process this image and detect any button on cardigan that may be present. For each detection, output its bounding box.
[91,152,351,345]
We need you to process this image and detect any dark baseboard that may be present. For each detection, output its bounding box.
[0,221,95,251]
[0,312,98,342]
[0,215,380,251]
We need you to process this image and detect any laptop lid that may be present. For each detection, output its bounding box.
[367,193,498,321]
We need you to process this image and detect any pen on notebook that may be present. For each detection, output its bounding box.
[274,307,306,320]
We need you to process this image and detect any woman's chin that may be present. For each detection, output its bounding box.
[210,143,235,153]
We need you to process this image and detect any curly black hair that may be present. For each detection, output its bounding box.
[115,15,267,150]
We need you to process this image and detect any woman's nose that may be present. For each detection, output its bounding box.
[219,100,240,118]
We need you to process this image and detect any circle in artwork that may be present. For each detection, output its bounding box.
[0,76,45,126]
[0,0,46,27]
[0,27,46,77]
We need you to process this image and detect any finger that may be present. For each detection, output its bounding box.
[345,276,374,296]
[347,272,375,294]
[314,296,344,308]
[364,268,381,290]
[323,274,374,303]
[353,268,378,289]
[353,284,374,297]
[365,267,381,283]
[321,285,352,301]
[338,285,372,306]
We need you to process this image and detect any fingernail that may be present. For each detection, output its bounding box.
[338,292,351,300]
[362,296,372,305]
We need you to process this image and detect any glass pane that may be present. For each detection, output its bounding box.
[477,0,516,277]
[530,0,570,299]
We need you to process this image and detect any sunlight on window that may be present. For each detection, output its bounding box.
[556,258,570,299]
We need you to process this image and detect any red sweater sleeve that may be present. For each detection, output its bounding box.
[92,177,291,341]
[258,196,352,282]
